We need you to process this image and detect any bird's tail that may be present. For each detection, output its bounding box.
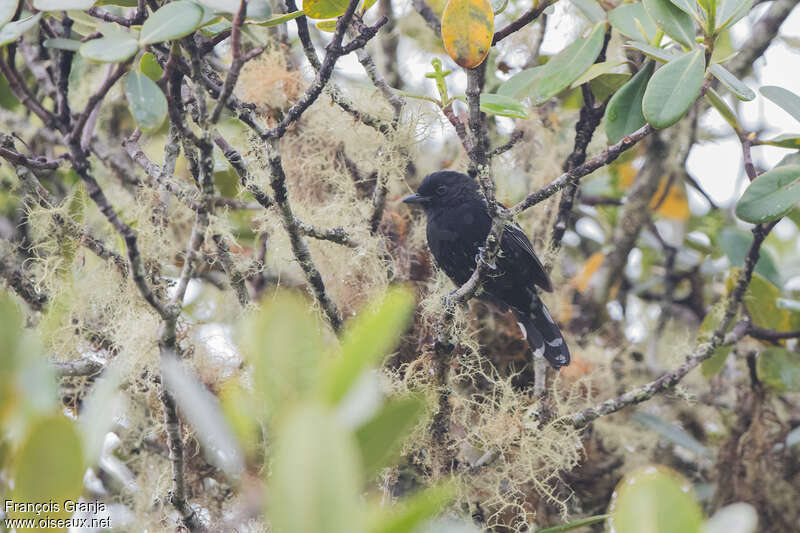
[514,292,570,369]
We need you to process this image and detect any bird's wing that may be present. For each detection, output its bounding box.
[502,222,553,292]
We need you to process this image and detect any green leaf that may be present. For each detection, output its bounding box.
[739,271,789,331]
[124,71,168,133]
[0,0,18,28]
[704,87,739,131]
[631,411,713,458]
[199,0,273,20]
[162,357,245,479]
[139,51,163,82]
[140,0,204,44]
[643,0,696,48]
[589,72,630,101]
[734,165,800,223]
[570,60,626,89]
[718,228,780,287]
[533,22,606,105]
[699,302,735,377]
[252,10,305,27]
[79,36,139,62]
[455,93,529,118]
[10,416,85,525]
[569,0,606,23]
[708,64,754,100]
[239,292,325,416]
[759,134,800,149]
[757,347,800,393]
[609,2,659,42]
[605,61,654,144]
[318,287,415,405]
[33,0,95,10]
[498,66,544,98]
[43,37,83,51]
[316,19,338,32]
[270,404,363,533]
[534,514,611,533]
[303,0,350,19]
[0,13,42,47]
[716,0,752,31]
[355,396,425,478]
[625,41,680,63]
[371,483,457,533]
[609,465,703,533]
[643,48,705,128]
[760,85,800,125]
[705,503,758,533]
[698,0,716,16]
[668,0,701,20]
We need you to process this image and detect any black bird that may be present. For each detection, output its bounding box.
[403,171,570,369]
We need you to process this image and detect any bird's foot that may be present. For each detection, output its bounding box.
[475,246,497,270]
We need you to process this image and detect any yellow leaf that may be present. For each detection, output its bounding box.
[571,252,605,293]
[617,161,637,188]
[441,0,494,69]
[651,177,690,221]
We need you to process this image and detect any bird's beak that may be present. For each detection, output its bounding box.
[402,193,429,205]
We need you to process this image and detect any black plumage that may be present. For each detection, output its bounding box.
[403,171,570,369]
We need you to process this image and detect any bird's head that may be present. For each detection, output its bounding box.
[402,171,483,212]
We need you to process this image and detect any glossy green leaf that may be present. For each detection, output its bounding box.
[535,514,611,533]
[0,0,18,28]
[643,0,696,48]
[33,0,95,10]
[199,0,273,19]
[140,0,203,44]
[705,503,758,533]
[609,465,703,533]
[668,0,701,20]
[757,347,800,393]
[240,292,325,415]
[643,48,705,128]
[11,416,85,524]
[355,396,425,478]
[718,228,780,287]
[760,85,800,124]
[698,0,716,16]
[716,0,752,31]
[0,13,42,47]
[533,22,606,105]
[139,52,163,82]
[570,0,606,23]
[253,10,305,27]
[455,93,529,118]
[371,483,457,533]
[79,37,138,62]
[734,165,800,223]
[760,134,800,149]
[631,411,712,458]
[498,66,544,98]
[605,61,654,144]
[709,63,754,100]
[316,19,338,32]
[270,405,363,533]
[704,87,739,131]
[570,60,626,88]
[609,2,659,42]
[589,72,630,101]
[318,287,415,405]
[303,0,349,19]
[740,272,789,331]
[43,37,83,51]
[625,41,680,63]
[125,71,167,133]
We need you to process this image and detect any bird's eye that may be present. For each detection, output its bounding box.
[436,185,447,195]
